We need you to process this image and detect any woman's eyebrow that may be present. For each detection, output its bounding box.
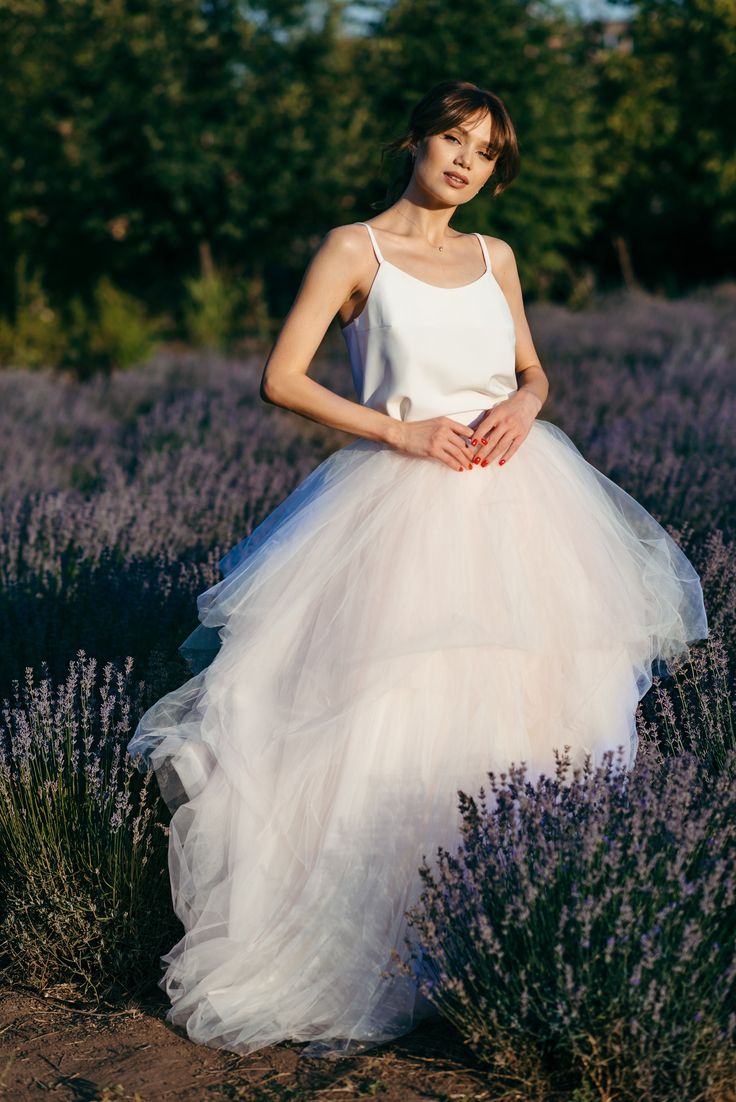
[450,124,492,148]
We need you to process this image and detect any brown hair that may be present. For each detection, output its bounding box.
[375,79,520,209]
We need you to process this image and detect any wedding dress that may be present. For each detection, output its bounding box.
[127,222,708,1057]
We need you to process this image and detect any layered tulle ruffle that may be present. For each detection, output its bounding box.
[126,417,708,1056]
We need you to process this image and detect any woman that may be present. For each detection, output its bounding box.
[127,79,708,1058]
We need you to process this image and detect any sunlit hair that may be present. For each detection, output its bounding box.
[376,78,520,209]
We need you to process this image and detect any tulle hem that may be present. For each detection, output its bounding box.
[126,418,708,1056]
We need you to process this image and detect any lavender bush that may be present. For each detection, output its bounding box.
[402,737,736,1102]
[636,635,735,774]
[535,285,736,548]
[0,651,179,999]
[0,349,340,699]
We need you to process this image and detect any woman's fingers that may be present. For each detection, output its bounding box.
[446,429,475,470]
[470,419,519,464]
[485,430,516,464]
[447,417,475,442]
[440,444,470,471]
[496,436,523,465]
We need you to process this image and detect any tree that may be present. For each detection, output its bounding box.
[591,0,736,290]
[0,0,250,316]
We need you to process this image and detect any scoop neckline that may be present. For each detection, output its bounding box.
[342,254,491,332]
[382,257,489,292]
[368,224,489,290]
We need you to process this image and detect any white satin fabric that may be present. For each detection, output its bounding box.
[126,222,709,1058]
[343,225,517,428]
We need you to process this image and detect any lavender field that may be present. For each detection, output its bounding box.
[1,285,735,1100]
[2,287,734,696]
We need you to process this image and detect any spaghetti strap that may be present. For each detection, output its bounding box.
[356,222,384,265]
[473,231,492,275]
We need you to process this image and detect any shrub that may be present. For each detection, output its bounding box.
[401,740,736,1102]
[0,352,335,697]
[182,268,247,350]
[636,633,735,771]
[62,277,166,377]
[0,255,69,370]
[0,651,179,1001]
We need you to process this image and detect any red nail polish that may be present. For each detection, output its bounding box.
[481,460,488,467]
[467,463,473,470]
[457,466,463,471]
[471,438,478,445]
[481,438,488,445]
[499,459,506,465]
[472,456,481,464]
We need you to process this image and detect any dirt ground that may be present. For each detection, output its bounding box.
[0,983,496,1102]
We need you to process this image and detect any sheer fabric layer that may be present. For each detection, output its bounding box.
[127,418,708,1057]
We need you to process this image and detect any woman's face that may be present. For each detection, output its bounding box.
[413,111,498,206]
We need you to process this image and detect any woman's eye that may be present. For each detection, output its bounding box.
[444,134,492,159]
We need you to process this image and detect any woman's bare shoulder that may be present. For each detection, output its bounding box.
[479,234,516,272]
[302,224,375,305]
[318,222,373,261]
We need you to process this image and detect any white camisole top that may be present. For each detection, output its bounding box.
[341,222,518,430]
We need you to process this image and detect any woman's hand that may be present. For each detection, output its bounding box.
[467,390,542,468]
[393,416,476,472]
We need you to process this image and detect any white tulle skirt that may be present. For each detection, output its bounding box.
[126,417,708,1057]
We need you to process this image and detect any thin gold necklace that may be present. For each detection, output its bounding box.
[394,206,450,252]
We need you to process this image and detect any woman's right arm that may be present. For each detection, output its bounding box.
[261,225,474,471]
[260,225,402,447]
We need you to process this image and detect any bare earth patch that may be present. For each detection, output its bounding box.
[0,984,494,1101]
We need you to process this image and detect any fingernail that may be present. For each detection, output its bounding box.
[499,459,506,465]
[472,456,481,464]
[457,466,463,471]
[481,438,488,445]
[481,460,488,467]
[471,438,478,445]
[467,463,473,470]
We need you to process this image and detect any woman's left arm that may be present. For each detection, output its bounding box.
[490,237,548,417]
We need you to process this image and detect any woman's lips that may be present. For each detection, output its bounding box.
[444,172,468,188]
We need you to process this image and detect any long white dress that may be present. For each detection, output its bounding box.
[126,222,709,1057]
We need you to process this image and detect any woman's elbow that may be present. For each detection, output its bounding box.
[260,372,284,406]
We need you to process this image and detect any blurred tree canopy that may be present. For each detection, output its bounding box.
[590,0,736,293]
[0,0,733,347]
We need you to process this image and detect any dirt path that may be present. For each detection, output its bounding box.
[0,985,494,1101]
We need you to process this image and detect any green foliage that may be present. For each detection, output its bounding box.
[591,0,736,286]
[89,276,165,369]
[63,277,166,376]
[0,255,68,369]
[0,0,734,366]
[0,0,250,310]
[183,268,246,350]
[182,266,275,348]
[0,260,165,375]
